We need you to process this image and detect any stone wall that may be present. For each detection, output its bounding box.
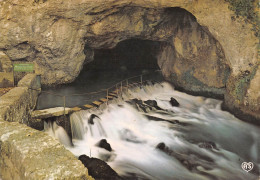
[0,119,93,180]
[0,74,93,179]
[0,51,14,87]
[0,74,41,126]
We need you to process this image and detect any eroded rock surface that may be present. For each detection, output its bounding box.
[0,0,256,84]
[0,0,258,121]
[79,154,121,180]
[0,51,14,87]
[0,119,92,180]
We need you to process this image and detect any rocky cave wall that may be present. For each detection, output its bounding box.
[0,0,259,122]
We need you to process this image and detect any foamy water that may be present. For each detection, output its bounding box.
[45,82,260,180]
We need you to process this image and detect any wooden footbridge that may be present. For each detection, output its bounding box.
[32,70,161,119]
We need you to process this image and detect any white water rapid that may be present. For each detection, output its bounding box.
[45,82,260,180]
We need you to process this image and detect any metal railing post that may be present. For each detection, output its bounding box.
[116,84,119,97]
[63,96,66,116]
[106,89,109,106]
[120,81,123,96]
[140,75,143,85]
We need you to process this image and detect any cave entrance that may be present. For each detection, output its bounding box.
[37,7,230,109]
[37,39,163,109]
[80,39,162,81]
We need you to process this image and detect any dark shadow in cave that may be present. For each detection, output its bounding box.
[79,39,162,82]
[37,39,163,109]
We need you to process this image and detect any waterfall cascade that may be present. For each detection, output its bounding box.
[45,82,259,180]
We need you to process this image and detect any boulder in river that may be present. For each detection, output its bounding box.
[169,97,180,107]
[79,154,122,180]
[144,100,162,110]
[88,114,100,125]
[156,142,166,151]
[144,100,157,107]
[97,139,112,152]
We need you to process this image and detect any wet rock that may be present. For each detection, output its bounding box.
[130,99,150,113]
[79,154,122,180]
[198,141,218,150]
[97,139,112,152]
[88,114,100,125]
[144,100,162,110]
[169,97,180,107]
[131,98,143,105]
[144,100,157,107]
[156,142,166,151]
[156,142,173,155]
[186,139,218,150]
[156,142,214,172]
[145,115,179,125]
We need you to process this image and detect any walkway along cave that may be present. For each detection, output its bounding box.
[0,1,259,179]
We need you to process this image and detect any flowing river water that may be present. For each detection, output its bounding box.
[44,81,259,180]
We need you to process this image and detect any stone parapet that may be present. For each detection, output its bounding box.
[0,119,93,180]
[0,74,41,126]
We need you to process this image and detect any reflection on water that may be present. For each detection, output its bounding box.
[45,82,260,180]
[37,69,162,109]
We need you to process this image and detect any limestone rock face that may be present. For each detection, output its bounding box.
[224,64,260,123]
[0,51,14,87]
[0,51,13,73]
[0,0,258,121]
[157,16,230,96]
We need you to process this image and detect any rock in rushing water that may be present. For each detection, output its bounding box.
[97,139,112,152]
[88,114,101,125]
[169,97,180,107]
[144,100,162,110]
[79,155,122,180]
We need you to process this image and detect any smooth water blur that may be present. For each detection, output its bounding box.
[45,82,260,180]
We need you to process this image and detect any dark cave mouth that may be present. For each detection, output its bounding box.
[37,39,164,109]
[78,6,230,94]
[86,39,161,72]
[75,39,163,84]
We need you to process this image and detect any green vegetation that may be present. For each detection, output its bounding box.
[234,64,258,102]
[225,0,256,20]
[225,0,259,37]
